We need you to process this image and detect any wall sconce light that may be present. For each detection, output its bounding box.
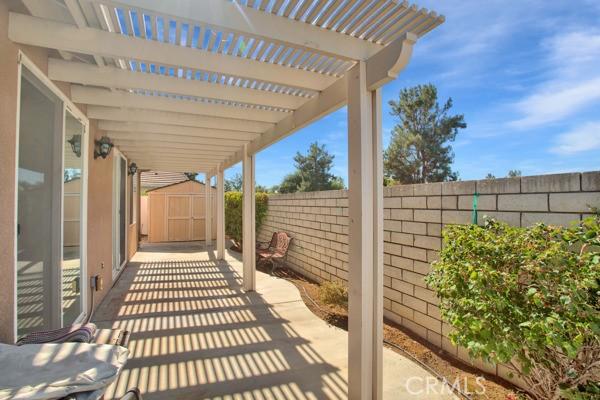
[94,136,113,159]
[128,162,138,175]
[67,134,82,158]
[184,172,198,181]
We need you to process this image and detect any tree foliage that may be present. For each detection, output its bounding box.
[224,191,269,247]
[224,173,242,192]
[507,169,522,178]
[426,217,600,400]
[384,84,466,184]
[278,142,344,193]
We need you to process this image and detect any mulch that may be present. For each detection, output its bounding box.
[258,263,525,400]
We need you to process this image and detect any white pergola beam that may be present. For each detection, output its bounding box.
[225,75,347,167]
[116,146,233,156]
[20,0,76,61]
[99,121,259,141]
[121,152,227,162]
[88,106,272,133]
[136,162,217,168]
[134,160,218,167]
[127,154,222,162]
[71,86,285,123]
[97,0,382,61]
[242,144,256,292]
[222,33,418,168]
[106,131,246,147]
[365,32,417,90]
[222,77,346,169]
[48,59,308,110]
[114,145,233,158]
[111,139,240,152]
[9,12,336,91]
[63,0,105,66]
[137,166,213,173]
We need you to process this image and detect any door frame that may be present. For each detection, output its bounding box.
[14,52,89,341]
[112,149,128,280]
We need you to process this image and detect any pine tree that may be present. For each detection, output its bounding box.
[384,84,466,184]
[278,142,344,193]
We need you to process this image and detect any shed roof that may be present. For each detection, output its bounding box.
[144,178,219,194]
[140,171,190,189]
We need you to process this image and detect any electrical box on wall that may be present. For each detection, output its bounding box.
[90,275,103,292]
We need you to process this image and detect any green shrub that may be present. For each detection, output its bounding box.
[224,191,269,246]
[426,217,600,400]
[319,281,348,307]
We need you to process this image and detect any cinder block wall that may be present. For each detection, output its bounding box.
[258,171,600,380]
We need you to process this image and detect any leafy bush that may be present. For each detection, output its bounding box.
[224,191,269,247]
[319,281,348,307]
[426,217,600,400]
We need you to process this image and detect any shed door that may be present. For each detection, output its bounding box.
[191,195,205,240]
[167,195,191,241]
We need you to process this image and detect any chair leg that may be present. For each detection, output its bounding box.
[271,259,281,275]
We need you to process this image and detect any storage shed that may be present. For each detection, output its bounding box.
[147,180,216,243]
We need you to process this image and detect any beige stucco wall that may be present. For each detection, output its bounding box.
[0,2,138,340]
[258,171,600,383]
[86,120,116,309]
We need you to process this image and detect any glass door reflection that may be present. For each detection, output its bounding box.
[62,112,85,325]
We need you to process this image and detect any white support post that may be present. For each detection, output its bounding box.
[216,168,225,260]
[242,144,256,291]
[347,61,384,400]
[205,173,212,247]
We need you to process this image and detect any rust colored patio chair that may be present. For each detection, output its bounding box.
[256,232,293,273]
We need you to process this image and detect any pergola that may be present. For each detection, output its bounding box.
[8,0,443,398]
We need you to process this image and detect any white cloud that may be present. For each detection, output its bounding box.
[550,121,600,154]
[509,30,600,128]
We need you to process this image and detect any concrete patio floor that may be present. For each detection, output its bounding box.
[94,242,456,400]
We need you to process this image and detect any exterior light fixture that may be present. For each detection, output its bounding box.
[93,136,113,159]
[67,134,82,158]
[184,172,198,181]
[128,162,138,175]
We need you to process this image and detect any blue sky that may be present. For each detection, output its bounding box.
[226,0,600,187]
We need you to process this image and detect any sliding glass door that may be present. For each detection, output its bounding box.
[16,68,63,336]
[113,152,127,279]
[16,60,88,339]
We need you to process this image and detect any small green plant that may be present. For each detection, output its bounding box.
[562,381,600,400]
[319,281,348,307]
[224,191,268,247]
[426,217,600,400]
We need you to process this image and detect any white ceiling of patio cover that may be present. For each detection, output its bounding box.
[11,0,443,173]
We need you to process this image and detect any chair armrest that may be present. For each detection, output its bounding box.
[256,241,270,250]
